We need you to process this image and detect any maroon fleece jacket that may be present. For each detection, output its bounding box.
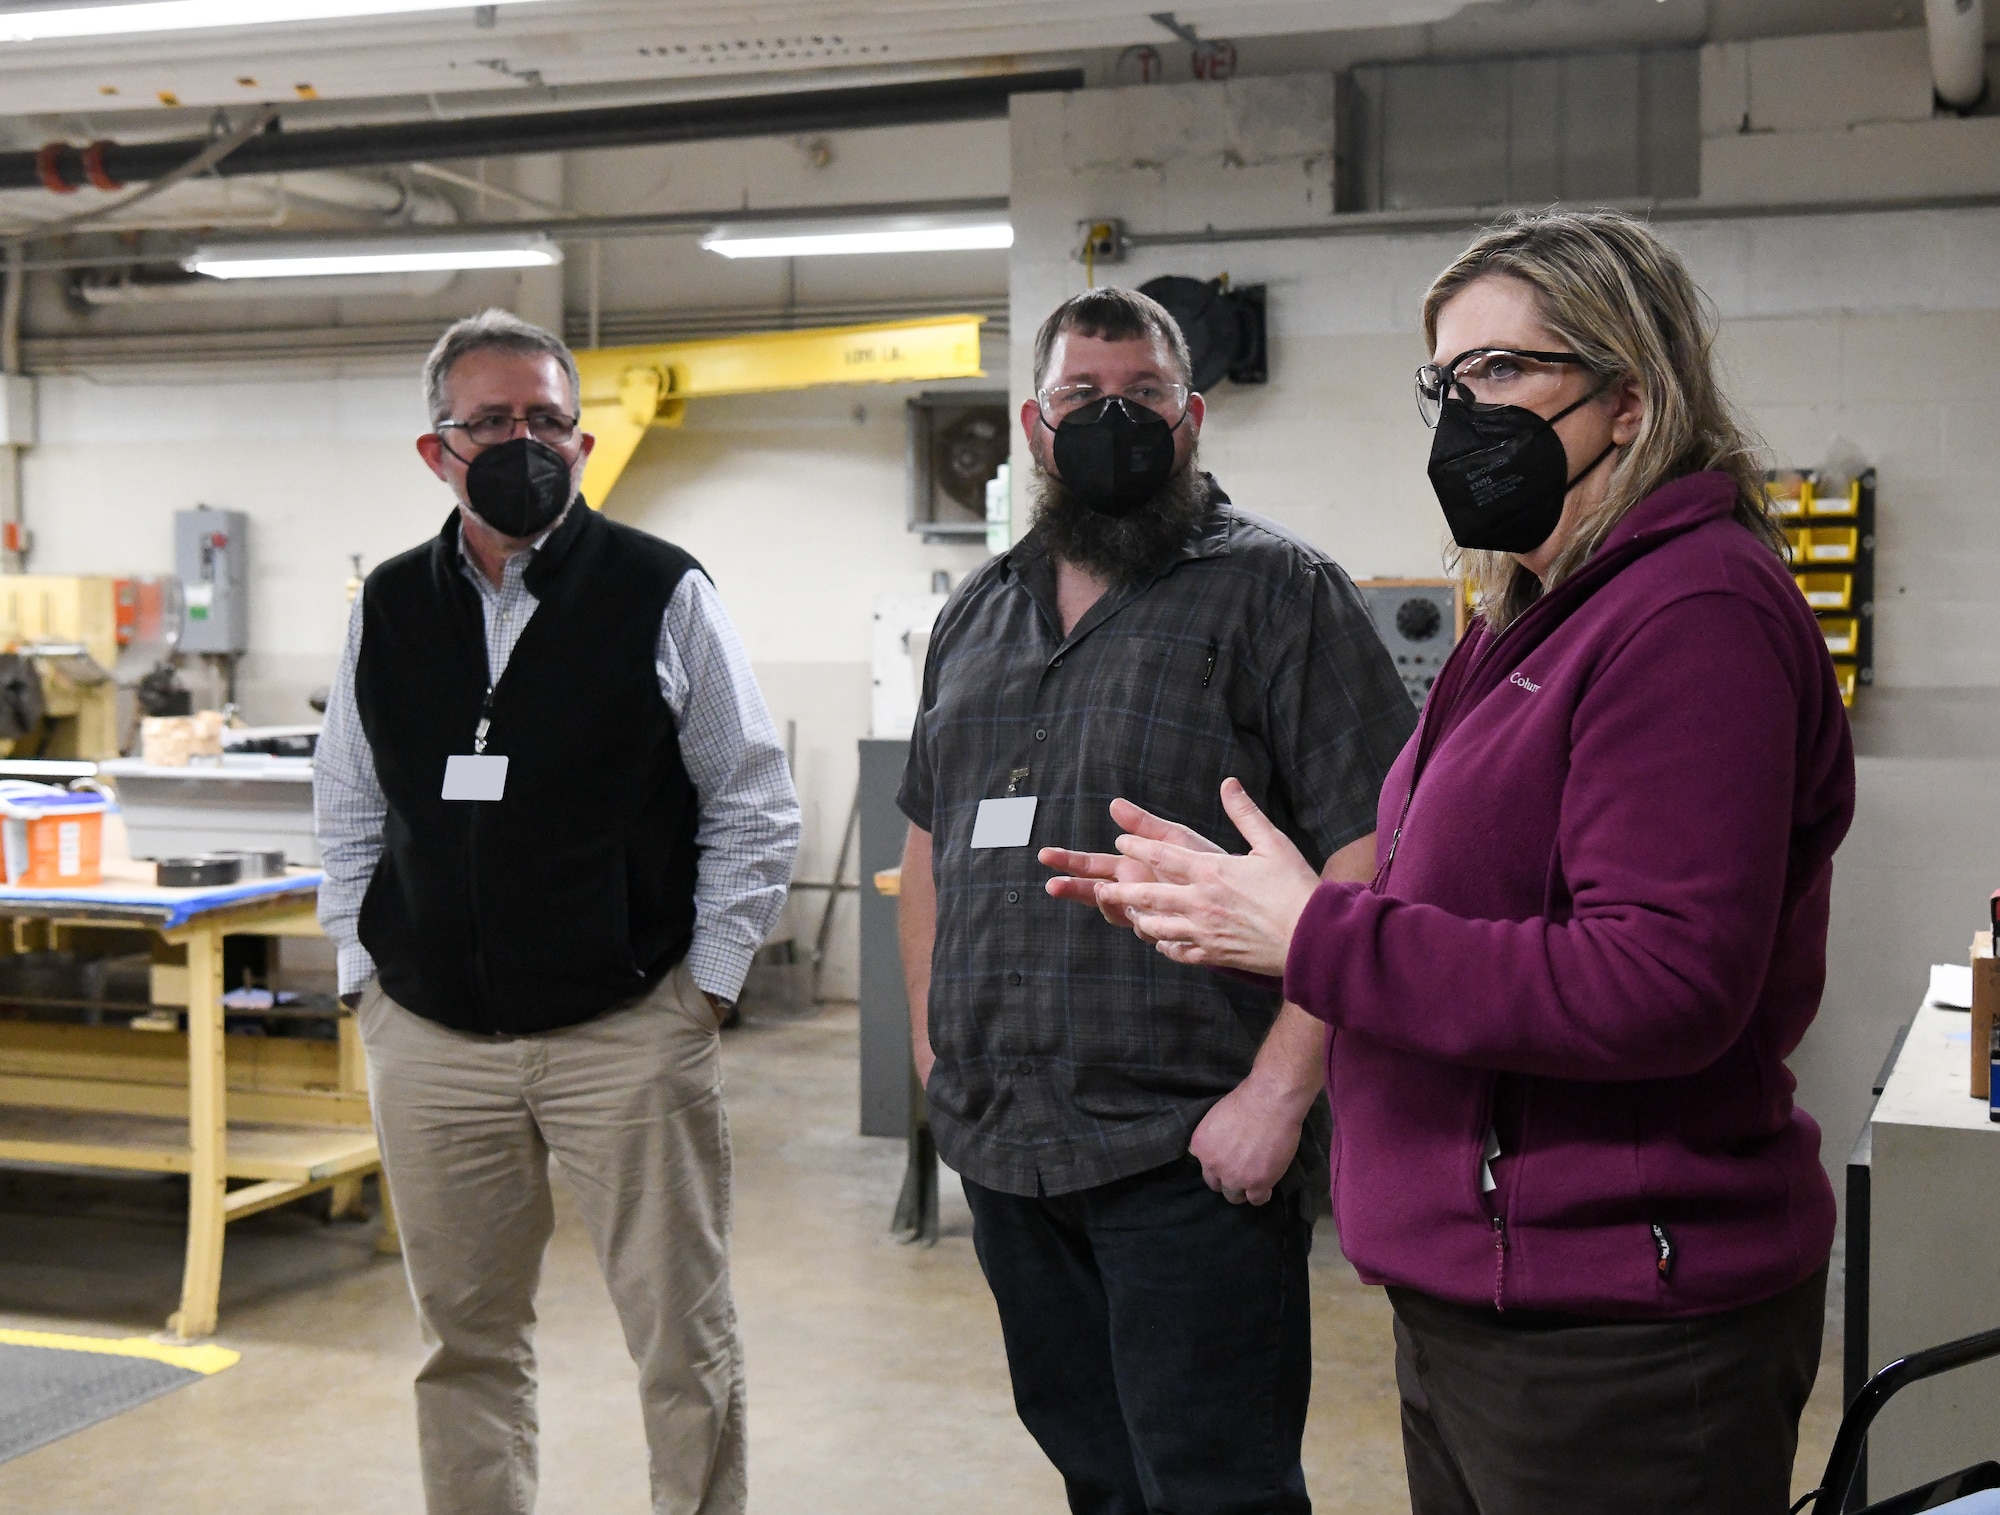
[1285,470,1854,1318]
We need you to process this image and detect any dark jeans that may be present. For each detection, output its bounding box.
[962,1156,1315,1515]
[1391,1264,1828,1515]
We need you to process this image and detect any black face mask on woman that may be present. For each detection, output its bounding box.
[1426,390,1617,555]
[1048,397,1184,519]
[464,436,574,538]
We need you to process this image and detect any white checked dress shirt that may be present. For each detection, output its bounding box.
[314,519,800,1004]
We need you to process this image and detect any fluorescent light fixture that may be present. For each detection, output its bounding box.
[0,0,550,43]
[185,233,561,280]
[701,214,1014,260]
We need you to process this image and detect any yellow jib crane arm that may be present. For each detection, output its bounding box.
[574,314,987,509]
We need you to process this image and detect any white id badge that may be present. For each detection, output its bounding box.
[441,754,509,802]
[970,795,1038,849]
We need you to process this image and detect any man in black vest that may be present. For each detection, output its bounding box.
[315,308,799,1515]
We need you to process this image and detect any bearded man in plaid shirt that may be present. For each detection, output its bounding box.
[897,286,1414,1513]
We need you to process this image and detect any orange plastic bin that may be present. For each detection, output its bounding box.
[0,783,109,888]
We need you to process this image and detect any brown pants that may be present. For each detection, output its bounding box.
[1392,1266,1827,1515]
[358,962,744,1515]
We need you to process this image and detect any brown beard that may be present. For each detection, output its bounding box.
[1028,453,1214,589]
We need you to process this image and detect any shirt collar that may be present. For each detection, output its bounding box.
[453,503,569,584]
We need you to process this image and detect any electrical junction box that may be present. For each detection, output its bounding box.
[0,375,34,446]
[174,507,249,655]
[1356,578,1464,708]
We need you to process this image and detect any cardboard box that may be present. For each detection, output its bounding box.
[1972,931,1998,1100]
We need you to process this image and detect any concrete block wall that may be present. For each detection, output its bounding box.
[1699,28,2000,205]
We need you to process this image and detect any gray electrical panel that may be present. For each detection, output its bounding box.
[174,507,249,655]
[1357,578,1462,708]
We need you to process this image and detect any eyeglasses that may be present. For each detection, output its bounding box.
[1415,348,1593,427]
[1036,380,1191,427]
[435,411,581,452]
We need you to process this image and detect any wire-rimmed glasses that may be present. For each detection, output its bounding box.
[1415,348,1593,427]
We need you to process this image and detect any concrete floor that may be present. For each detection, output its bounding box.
[0,1005,1842,1513]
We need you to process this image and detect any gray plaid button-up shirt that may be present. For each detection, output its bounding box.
[900,483,1417,1197]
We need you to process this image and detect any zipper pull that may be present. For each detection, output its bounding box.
[1202,638,1218,688]
[1370,825,1404,892]
[1491,1216,1507,1312]
[1651,1221,1674,1278]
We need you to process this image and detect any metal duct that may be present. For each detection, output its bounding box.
[1928,0,1990,109]
[0,70,1083,196]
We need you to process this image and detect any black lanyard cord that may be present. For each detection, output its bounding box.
[473,685,495,755]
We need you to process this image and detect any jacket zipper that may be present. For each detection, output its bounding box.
[1473,1074,1508,1312]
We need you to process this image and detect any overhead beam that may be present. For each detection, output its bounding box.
[576,315,987,509]
[0,70,1082,196]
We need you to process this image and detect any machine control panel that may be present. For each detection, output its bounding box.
[1356,579,1463,708]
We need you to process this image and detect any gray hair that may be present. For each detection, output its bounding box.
[1031,286,1194,394]
[422,308,581,424]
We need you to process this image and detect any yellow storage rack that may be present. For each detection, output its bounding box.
[1769,468,1876,708]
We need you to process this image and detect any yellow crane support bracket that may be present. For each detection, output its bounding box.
[574,314,987,509]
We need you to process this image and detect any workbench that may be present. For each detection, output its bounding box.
[1847,996,2000,1503]
[0,866,393,1340]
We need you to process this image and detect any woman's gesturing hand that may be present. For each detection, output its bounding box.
[1053,778,1322,977]
[1038,798,1225,931]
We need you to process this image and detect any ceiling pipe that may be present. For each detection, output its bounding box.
[1927,0,1990,110]
[75,268,457,303]
[0,70,1082,197]
[0,169,452,235]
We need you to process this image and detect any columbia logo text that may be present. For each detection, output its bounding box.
[1509,672,1541,693]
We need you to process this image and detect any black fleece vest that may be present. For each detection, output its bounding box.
[354,505,701,1034]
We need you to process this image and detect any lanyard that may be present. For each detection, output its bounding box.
[473,685,495,755]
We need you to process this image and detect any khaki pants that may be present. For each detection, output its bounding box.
[357,962,745,1515]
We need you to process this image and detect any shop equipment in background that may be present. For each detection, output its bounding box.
[0,575,120,759]
[98,742,318,866]
[906,390,1008,544]
[1769,466,1876,707]
[1356,578,1465,708]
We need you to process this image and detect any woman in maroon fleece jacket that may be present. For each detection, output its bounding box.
[1043,209,1854,1515]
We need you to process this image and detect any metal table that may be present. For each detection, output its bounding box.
[0,866,393,1340]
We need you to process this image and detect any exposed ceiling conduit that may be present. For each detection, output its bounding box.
[74,268,459,303]
[1927,0,1990,110]
[2,102,277,242]
[0,70,1082,201]
[0,170,452,237]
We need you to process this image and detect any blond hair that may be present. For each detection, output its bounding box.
[1422,209,1784,630]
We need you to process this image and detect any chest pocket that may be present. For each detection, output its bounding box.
[1070,634,1239,837]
